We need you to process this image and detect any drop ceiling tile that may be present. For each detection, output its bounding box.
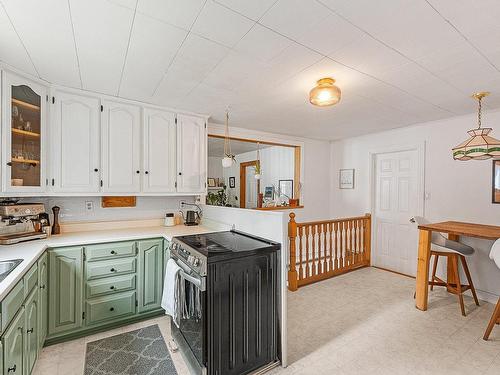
[175,33,230,77]
[191,0,255,47]
[202,52,270,92]
[71,0,134,94]
[2,0,80,87]
[120,13,187,98]
[154,63,200,106]
[233,24,291,63]
[0,6,36,75]
[137,0,205,30]
[329,34,410,77]
[214,0,277,20]
[263,42,323,85]
[318,0,414,36]
[107,0,138,9]
[298,13,365,56]
[259,0,330,41]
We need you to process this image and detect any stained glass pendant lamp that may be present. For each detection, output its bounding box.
[452,92,500,160]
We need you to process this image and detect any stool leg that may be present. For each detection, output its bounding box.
[451,254,466,316]
[460,255,479,306]
[483,297,500,340]
[430,254,438,291]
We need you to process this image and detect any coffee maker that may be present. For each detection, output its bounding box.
[0,202,48,244]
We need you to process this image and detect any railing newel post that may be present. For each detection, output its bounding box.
[288,212,298,291]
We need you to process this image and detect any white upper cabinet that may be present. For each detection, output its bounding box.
[51,90,100,192]
[101,100,141,193]
[142,108,177,193]
[176,114,206,193]
[1,71,48,193]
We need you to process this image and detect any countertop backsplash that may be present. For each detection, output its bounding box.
[18,196,196,223]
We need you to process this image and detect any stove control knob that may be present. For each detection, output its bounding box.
[187,255,194,264]
[193,258,201,267]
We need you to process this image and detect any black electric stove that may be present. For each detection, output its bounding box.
[170,230,280,375]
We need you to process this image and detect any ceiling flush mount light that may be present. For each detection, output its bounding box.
[222,109,235,168]
[452,92,500,161]
[309,77,341,107]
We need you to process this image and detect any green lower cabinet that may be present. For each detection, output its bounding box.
[3,307,24,375]
[85,291,136,326]
[24,289,38,375]
[48,247,84,337]
[37,253,48,351]
[137,239,164,313]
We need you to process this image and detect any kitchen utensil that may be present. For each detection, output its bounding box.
[52,206,61,235]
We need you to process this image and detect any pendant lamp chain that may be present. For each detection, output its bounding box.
[477,94,482,129]
[224,110,232,158]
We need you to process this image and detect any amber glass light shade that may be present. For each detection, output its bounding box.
[309,78,341,107]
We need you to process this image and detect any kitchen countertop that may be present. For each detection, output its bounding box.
[0,224,217,300]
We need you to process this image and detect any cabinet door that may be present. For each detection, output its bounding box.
[37,253,48,350]
[51,91,100,192]
[101,100,141,193]
[1,71,47,193]
[142,109,176,193]
[24,289,38,375]
[176,114,206,193]
[2,307,24,375]
[48,247,84,336]
[137,239,163,313]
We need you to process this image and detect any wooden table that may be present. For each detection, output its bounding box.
[415,221,500,311]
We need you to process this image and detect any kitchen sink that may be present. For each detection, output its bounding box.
[0,259,23,282]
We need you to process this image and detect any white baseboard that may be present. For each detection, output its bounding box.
[476,289,500,305]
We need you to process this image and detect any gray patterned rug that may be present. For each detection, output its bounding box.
[84,325,178,375]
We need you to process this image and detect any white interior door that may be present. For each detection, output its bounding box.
[101,100,141,193]
[51,91,100,192]
[373,150,419,276]
[142,108,176,193]
[245,165,258,208]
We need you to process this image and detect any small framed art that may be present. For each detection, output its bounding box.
[339,169,355,189]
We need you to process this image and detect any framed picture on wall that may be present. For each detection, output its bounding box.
[229,177,235,188]
[279,179,294,199]
[493,160,500,204]
[207,178,216,187]
[339,169,355,189]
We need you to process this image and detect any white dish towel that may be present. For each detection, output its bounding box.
[161,258,181,327]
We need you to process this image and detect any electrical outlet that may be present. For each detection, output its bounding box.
[179,200,187,209]
[85,200,94,212]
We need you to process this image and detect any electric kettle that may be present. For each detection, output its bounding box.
[180,210,200,226]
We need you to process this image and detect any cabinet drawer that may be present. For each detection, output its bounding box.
[1,281,24,332]
[86,257,136,280]
[23,262,38,298]
[86,274,136,298]
[85,291,136,326]
[86,241,136,261]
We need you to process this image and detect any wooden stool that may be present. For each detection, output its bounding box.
[483,297,500,340]
[429,251,479,316]
[484,238,500,340]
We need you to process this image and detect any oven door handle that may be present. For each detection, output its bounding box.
[179,269,206,291]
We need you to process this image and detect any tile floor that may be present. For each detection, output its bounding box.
[33,267,500,375]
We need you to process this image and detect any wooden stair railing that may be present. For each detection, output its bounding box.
[288,212,371,291]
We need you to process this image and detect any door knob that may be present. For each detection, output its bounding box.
[109,307,115,312]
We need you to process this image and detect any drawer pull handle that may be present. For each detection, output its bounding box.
[110,286,115,290]
[110,268,116,272]
[27,328,34,334]
[111,250,116,254]
[7,365,16,372]
[109,307,115,312]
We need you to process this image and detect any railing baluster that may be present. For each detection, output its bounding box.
[312,224,317,276]
[353,220,358,265]
[339,221,344,268]
[305,225,310,278]
[329,222,333,273]
[298,226,304,280]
